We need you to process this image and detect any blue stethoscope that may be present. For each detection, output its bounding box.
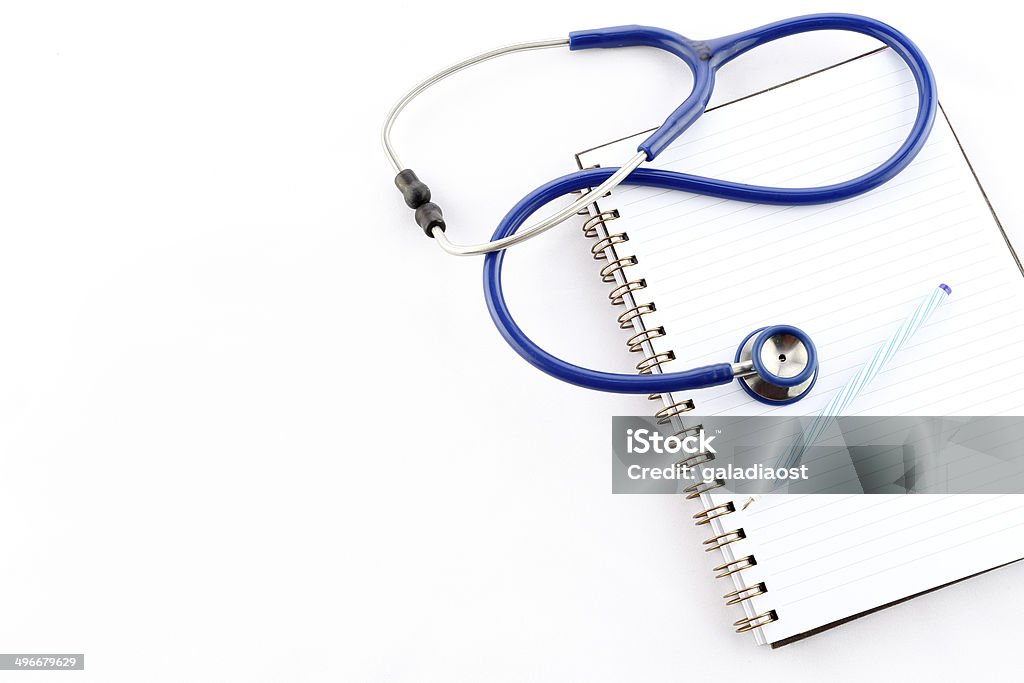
[383,13,936,405]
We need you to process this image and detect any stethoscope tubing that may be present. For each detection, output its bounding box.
[571,14,936,162]
[483,15,936,395]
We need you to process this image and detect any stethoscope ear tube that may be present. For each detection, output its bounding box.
[567,15,936,162]
[384,14,935,258]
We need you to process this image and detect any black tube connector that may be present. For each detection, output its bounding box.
[415,202,445,236]
[394,169,446,238]
[395,169,430,208]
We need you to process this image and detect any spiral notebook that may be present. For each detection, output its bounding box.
[576,48,1024,647]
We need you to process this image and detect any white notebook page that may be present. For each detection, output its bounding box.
[577,49,1024,645]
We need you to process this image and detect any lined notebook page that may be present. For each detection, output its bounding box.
[578,49,1024,645]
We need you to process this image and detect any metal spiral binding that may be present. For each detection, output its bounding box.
[578,175,774,637]
[703,529,746,552]
[683,479,725,499]
[670,426,710,473]
[582,210,620,239]
[578,183,678,403]
[690,491,774,630]
[724,583,767,605]
[692,501,734,525]
[674,449,714,471]
[672,422,703,438]
[600,256,638,283]
[714,556,756,578]
[617,303,656,330]
[735,611,779,633]
[591,233,629,260]
[626,327,666,353]
[655,399,696,423]
[636,351,676,374]
[609,279,648,305]
[689,494,777,633]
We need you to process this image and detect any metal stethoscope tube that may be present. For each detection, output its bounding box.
[381,38,649,256]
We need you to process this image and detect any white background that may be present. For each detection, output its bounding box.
[1,1,1021,681]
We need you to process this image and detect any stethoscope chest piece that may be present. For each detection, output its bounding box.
[735,325,819,405]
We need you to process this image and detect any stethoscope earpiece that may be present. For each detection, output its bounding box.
[734,325,819,405]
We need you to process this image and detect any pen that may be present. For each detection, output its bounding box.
[742,283,952,510]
